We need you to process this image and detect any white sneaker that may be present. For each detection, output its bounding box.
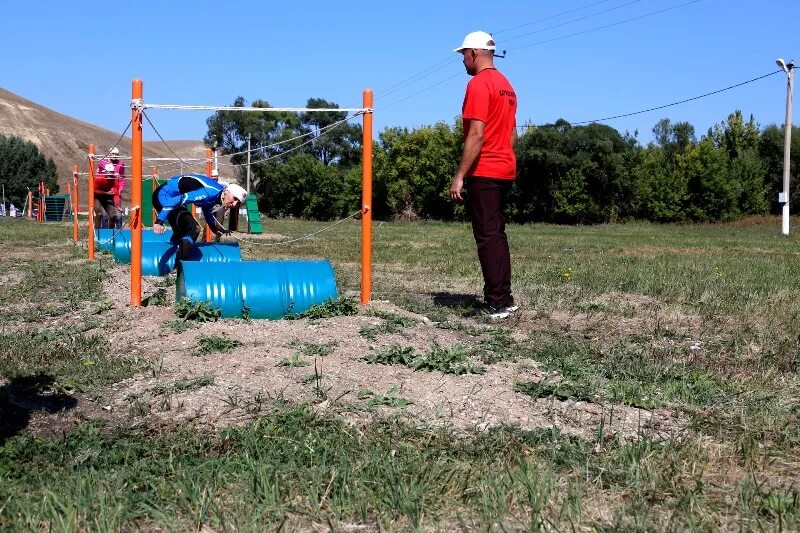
[477,305,511,320]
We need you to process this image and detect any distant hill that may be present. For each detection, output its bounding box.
[0,87,232,207]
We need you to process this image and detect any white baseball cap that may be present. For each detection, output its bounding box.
[211,169,219,178]
[225,183,247,203]
[110,147,120,155]
[454,31,496,52]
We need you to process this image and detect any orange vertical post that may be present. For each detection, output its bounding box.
[27,191,32,218]
[37,182,42,222]
[204,148,213,240]
[361,89,373,303]
[72,164,79,242]
[88,144,96,259]
[131,79,144,306]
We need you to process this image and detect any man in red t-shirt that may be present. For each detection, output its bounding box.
[450,30,518,319]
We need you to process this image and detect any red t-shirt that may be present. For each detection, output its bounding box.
[94,159,116,193]
[461,68,517,180]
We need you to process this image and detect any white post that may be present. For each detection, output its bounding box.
[246,134,251,194]
[781,62,795,235]
[213,144,219,175]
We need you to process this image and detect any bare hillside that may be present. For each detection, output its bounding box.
[0,88,228,207]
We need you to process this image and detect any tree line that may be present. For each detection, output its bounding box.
[206,98,799,223]
[0,134,59,207]
[2,100,796,224]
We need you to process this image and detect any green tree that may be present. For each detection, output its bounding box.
[373,122,461,220]
[0,134,59,206]
[759,123,800,213]
[512,120,637,223]
[631,146,688,222]
[682,139,737,221]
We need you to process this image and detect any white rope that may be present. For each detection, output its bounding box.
[228,211,361,247]
[144,104,372,113]
[141,110,191,169]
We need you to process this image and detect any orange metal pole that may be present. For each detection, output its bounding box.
[361,89,373,303]
[72,164,79,242]
[204,148,212,240]
[27,191,32,219]
[88,144,96,259]
[39,182,44,222]
[131,79,143,306]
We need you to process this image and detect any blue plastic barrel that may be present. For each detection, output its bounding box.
[112,229,174,263]
[176,260,338,319]
[141,242,242,277]
[94,229,116,251]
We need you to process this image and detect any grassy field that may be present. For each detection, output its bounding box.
[1,216,799,531]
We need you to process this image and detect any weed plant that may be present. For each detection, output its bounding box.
[197,334,242,355]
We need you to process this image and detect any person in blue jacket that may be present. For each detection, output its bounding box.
[152,173,247,257]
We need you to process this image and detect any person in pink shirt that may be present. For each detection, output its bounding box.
[109,147,126,228]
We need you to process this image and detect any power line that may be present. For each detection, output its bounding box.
[377,0,701,111]
[507,0,701,51]
[375,0,642,99]
[534,70,782,127]
[493,0,616,34]
[502,0,644,45]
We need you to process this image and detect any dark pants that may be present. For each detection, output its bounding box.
[152,185,200,246]
[466,177,513,307]
[94,194,119,229]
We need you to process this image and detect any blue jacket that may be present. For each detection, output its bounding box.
[155,173,223,230]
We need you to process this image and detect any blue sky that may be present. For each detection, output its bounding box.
[1,0,797,146]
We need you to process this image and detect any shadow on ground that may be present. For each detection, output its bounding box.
[0,375,77,445]
[430,292,481,312]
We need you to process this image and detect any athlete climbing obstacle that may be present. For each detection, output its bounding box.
[152,173,247,259]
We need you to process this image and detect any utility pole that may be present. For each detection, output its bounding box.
[213,142,219,175]
[777,58,795,235]
[1,183,5,216]
[246,133,252,194]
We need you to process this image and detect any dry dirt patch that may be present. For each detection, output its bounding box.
[68,264,682,442]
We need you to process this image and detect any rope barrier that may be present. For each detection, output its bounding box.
[144,104,372,113]
[225,211,361,247]
[91,119,134,162]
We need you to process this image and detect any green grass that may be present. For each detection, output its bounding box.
[2,405,798,531]
[3,217,800,529]
[359,310,418,340]
[0,328,138,395]
[197,334,242,355]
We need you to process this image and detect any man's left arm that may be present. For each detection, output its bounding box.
[450,119,485,203]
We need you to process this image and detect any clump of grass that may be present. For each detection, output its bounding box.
[143,289,169,307]
[286,296,358,320]
[518,333,734,409]
[413,344,486,375]
[277,354,310,368]
[364,345,415,365]
[472,327,522,364]
[175,300,220,322]
[148,375,215,396]
[166,319,200,334]
[357,386,411,408]
[360,311,417,340]
[363,343,484,375]
[197,334,242,355]
[0,328,138,393]
[291,341,337,357]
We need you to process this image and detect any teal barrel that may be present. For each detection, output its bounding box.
[94,229,116,251]
[142,242,242,277]
[112,229,174,263]
[176,260,338,319]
